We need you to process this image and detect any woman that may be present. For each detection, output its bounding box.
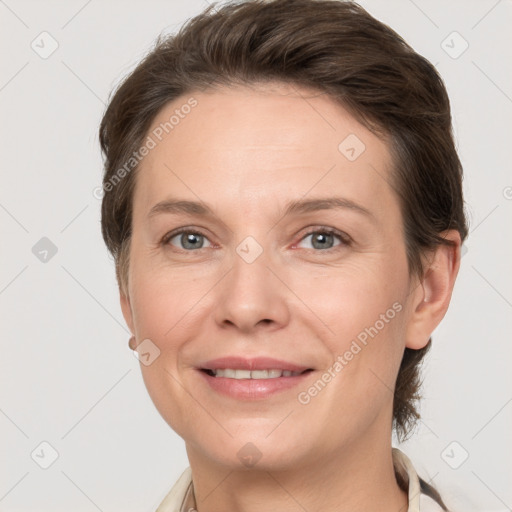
[98,0,467,510]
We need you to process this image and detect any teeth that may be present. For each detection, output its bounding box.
[211,368,302,379]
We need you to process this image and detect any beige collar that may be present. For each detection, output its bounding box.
[155,448,443,512]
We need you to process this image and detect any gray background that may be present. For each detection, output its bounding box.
[1,0,511,510]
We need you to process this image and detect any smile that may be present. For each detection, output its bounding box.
[198,367,314,400]
[204,368,308,379]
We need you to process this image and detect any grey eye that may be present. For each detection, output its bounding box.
[168,231,212,250]
[298,230,343,250]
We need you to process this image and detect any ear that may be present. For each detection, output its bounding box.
[405,230,462,350]
[120,289,136,343]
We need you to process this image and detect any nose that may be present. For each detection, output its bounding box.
[213,242,291,333]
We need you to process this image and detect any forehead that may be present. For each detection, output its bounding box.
[133,83,398,221]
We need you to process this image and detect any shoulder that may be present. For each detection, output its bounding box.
[393,448,447,512]
[154,466,193,512]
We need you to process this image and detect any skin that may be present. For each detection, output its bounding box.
[120,82,461,512]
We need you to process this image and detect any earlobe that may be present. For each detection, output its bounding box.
[405,231,462,350]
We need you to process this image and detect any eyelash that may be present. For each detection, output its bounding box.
[160,226,352,252]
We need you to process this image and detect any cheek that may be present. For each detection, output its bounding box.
[129,254,205,339]
[293,270,407,436]
[291,257,409,393]
[289,257,407,336]
[129,269,207,436]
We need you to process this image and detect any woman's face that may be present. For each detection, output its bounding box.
[121,83,421,470]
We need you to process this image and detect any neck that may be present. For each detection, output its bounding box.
[185,431,408,512]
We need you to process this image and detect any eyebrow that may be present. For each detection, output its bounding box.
[147,196,374,221]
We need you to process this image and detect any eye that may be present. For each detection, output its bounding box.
[295,227,351,251]
[161,226,351,252]
[161,229,213,251]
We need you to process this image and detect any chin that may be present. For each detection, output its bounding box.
[197,431,310,471]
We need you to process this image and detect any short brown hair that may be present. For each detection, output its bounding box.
[98,0,468,441]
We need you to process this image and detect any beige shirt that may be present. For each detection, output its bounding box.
[155,448,444,512]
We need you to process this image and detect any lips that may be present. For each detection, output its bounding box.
[196,356,314,399]
[199,356,313,374]
[197,363,313,400]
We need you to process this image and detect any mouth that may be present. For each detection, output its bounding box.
[200,368,314,379]
[198,368,314,400]
[196,357,315,399]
